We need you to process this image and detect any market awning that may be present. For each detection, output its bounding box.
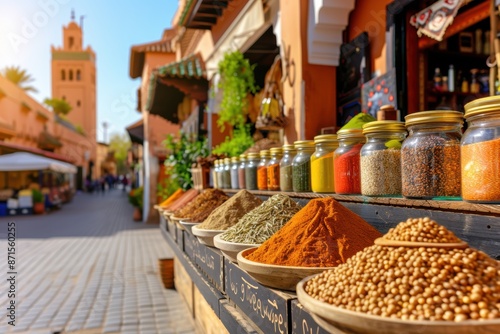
[146,53,208,124]
[0,141,75,163]
[126,119,144,144]
[129,29,175,79]
[179,0,232,30]
[0,152,77,173]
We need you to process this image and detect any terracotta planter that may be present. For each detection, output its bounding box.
[133,207,142,221]
[33,202,45,214]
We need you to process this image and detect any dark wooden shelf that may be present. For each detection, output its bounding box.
[222,189,500,216]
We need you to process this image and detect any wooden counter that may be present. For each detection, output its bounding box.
[159,191,500,333]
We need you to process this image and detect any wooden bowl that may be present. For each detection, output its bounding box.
[236,248,334,291]
[169,215,187,229]
[296,276,500,334]
[213,234,260,263]
[191,225,224,247]
[179,220,199,234]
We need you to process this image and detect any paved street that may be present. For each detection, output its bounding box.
[0,189,195,334]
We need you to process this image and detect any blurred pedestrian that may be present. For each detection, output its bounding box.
[122,175,129,192]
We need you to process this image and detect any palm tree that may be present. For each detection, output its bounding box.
[1,65,38,93]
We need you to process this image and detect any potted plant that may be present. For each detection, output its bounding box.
[217,50,257,131]
[128,186,143,221]
[32,189,45,214]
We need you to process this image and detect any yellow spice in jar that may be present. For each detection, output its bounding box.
[311,152,335,193]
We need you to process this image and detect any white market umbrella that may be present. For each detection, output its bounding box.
[0,152,77,174]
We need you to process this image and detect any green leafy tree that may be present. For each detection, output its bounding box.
[109,133,131,175]
[163,132,209,190]
[44,98,72,116]
[1,65,38,93]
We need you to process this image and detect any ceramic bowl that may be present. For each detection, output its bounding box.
[213,233,260,262]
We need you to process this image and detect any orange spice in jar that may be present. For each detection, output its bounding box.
[267,147,282,191]
[462,96,500,203]
[257,150,270,190]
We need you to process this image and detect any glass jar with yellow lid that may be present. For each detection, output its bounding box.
[267,147,282,191]
[230,156,239,190]
[257,150,270,190]
[401,110,463,199]
[311,134,338,193]
[334,129,365,194]
[360,121,407,196]
[238,154,247,189]
[292,140,315,192]
[213,159,220,189]
[279,144,296,192]
[462,96,500,203]
[245,152,260,190]
[221,158,232,189]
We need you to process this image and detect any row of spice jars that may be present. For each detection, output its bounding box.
[213,97,500,203]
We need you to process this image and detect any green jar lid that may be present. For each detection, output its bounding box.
[362,121,406,134]
[404,110,463,126]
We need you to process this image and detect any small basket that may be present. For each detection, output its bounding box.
[158,258,175,289]
[191,166,210,190]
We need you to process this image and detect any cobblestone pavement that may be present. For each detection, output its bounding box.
[0,189,196,334]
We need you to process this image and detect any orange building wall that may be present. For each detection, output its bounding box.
[300,0,337,139]
[348,0,392,75]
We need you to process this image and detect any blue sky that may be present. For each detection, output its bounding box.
[0,0,178,142]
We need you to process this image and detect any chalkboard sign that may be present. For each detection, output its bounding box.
[291,301,330,334]
[195,243,225,292]
[224,258,294,334]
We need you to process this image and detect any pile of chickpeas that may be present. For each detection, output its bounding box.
[304,217,500,322]
[384,217,461,243]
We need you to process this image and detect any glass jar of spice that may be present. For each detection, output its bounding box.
[401,110,463,199]
[279,144,296,192]
[213,160,220,189]
[267,147,282,191]
[216,159,224,189]
[230,156,239,190]
[360,121,407,196]
[292,140,315,192]
[462,96,500,203]
[257,150,270,190]
[238,154,246,189]
[311,134,338,193]
[334,129,365,194]
[245,152,260,190]
[222,158,232,189]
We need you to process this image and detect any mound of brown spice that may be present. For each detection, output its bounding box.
[197,190,262,230]
[245,197,382,267]
[173,189,229,222]
[304,217,500,322]
[165,189,199,213]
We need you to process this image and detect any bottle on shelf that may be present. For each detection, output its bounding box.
[470,69,480,94]
[484,31,490,55]
[448,65,455,92]
[475,29,483,54]
[434,67,442,91]
[442,76,449,92]
[461,71,469,93]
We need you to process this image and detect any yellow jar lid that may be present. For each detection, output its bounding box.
[362,121,406,134]
[224,158,231,163]
[464,95,500,119]
[282,144,296,151]
[294,140,315,148]
[270,147,283,154]
[336,128,364,139]
[231,156,239,162]
[404,110,463,126]
[239,154,246,160]
[314,134,338,143]
[260,150,271,157]
[247,152,260,158]
[214,160,219,166]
